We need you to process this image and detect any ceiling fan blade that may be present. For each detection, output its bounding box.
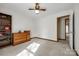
[39,9,46,11]
[28,8,34,10]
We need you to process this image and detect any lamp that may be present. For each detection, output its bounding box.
[35,10,39,14]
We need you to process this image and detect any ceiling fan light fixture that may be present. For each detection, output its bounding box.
[35,10,39,14]
[28,3,46,14]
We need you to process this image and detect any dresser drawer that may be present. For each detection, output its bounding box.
[13,39,27,45]
[13,34,20,37]
[14,36,21,39]
[14,38,26,42]
[14,36,26,39]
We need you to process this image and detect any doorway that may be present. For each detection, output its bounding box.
[65,17,70,43]
[57,15,70,43]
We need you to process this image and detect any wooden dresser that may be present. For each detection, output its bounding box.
[12,31,30,45]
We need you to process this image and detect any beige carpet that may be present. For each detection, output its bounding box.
[0,38,76,56]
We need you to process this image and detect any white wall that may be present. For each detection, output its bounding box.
[0,7,34,38]
[74,4,79,55]
[36,14,57,41]
[30,19,38,37]
[36,10,73,42]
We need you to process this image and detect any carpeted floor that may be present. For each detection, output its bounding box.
[0,38,76,56]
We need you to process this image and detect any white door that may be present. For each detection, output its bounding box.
[69,14,74,49]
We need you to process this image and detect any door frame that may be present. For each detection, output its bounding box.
[73,12,75,49]
[57,14,75,49]
[57,15,70,41]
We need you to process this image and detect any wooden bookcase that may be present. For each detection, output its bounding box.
[0,13,12,47]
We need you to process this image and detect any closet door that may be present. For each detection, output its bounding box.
[69,13,74,49]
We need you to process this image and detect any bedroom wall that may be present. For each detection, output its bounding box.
[36,9,73,41]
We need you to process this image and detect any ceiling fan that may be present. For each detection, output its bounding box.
[28,3,46,14]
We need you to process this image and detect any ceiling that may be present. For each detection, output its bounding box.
[0,3,74,19]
